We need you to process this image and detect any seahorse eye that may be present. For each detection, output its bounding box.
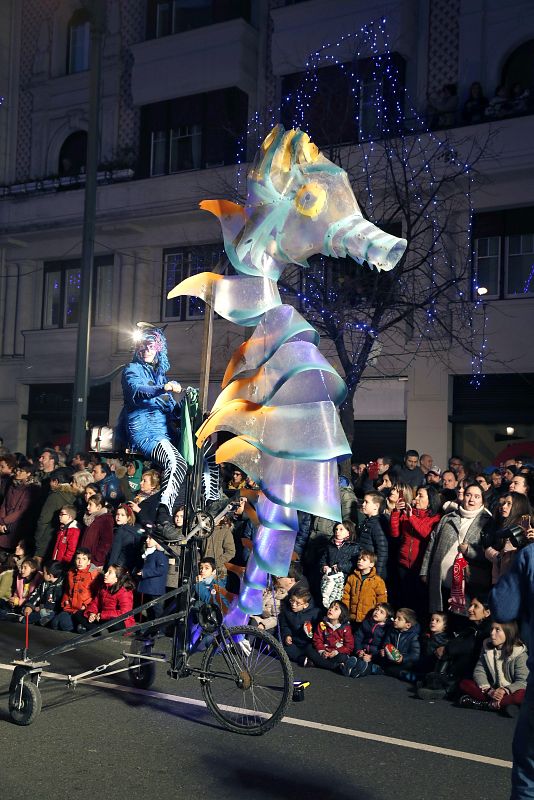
[294,182,327,218]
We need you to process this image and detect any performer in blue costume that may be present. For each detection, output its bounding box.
[120,325,187,539]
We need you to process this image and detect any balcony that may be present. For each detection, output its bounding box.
[271,0,416,76]
[131,18,258,106]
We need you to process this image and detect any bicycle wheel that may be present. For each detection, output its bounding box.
[9,679,42,726]
[200,625,293,735]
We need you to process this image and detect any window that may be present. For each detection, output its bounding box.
[473,208,534,299]
[58,131,87,176]
[67,9,91,74]
[42,256,114,329]
[146,0,251,38]
[280,54,405,149]
[162,245,225,320]
[140,88,248,176]
[507,234,534,296]
[473,236,501,299]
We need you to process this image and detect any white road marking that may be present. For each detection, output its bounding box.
[0,663,512,768]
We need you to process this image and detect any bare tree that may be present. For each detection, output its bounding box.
[277,126,494,446]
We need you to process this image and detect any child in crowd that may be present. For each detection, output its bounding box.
[0,554,17,602]
[74,564,135,632]
[109,503,143,572]
[23,560,64,626]
[79,492,114,570]
[137,531,169,619]
[279,586,321,665]
[307,600,354,670]
[51,505,80,564]
[342,602,394,678]
[377,607,421,679]
[419,611,450,674]
[250,575,290,632]
[358,492,389,577]
[459,621,528,717]
[417,596,492,701]
[194,557,226,605]
[0,557,41,620]
[319,521,359,607]
[342,550,388,626]
[13,539,30,569]
[51,547,99,632]
[319,521,360,605]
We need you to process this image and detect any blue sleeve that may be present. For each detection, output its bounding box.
[404,635,421,668]
[122,365,167,405]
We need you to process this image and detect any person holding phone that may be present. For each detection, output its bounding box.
[485,492,533,584]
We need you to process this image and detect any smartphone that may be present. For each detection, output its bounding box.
[398,489,405,502]
[520,515,531,531]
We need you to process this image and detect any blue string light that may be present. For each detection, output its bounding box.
[233,17,486,388]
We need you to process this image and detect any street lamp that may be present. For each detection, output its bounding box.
[70,0,106,454]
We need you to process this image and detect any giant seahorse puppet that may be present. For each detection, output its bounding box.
[169,125,407,625]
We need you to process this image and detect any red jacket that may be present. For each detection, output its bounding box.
[79,513,114,567]
[390,508,441,570]
[61,566,99,613]
[85,585,135,627]
[312,620,354,655]
[52,523,80,564]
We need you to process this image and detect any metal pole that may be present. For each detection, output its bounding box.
[70,0,105,454]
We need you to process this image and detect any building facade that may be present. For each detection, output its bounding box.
[0,0,533,466]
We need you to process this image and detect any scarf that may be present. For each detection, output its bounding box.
[83,506,107,528]
[449,550,469,615]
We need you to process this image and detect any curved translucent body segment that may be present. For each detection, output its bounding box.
[167,272,281,326]
[242,553,268,591]
[222,305,319,388]
[199,199,246,242]
[235,584,264,615]
[216,438,342,520]
[257,493,298,531]
[198,399,351,460]
[253,525,298,576]
[223,599,251,627]
[213,341,346,411]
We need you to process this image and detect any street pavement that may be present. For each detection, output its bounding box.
[0,622,514,800]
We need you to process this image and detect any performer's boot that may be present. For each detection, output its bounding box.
[155,504,181,542]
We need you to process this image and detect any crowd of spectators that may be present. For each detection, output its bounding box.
[0,440,532,721]
[425,80,533,129]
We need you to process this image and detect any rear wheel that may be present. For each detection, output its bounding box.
[200,625,292,735]
[128,640,157,690]
[9,679,41,726]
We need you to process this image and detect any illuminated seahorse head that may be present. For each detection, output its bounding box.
[199,124,407,281]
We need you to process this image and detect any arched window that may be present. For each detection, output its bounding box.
[502,40,534,92]
[58,131,87,176]
[67,9,91,74]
